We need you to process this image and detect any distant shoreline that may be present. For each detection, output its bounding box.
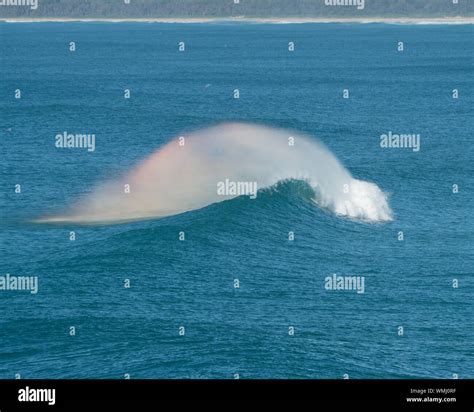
[1,17,473,24]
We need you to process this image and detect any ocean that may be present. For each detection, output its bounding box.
[0,22,472,379]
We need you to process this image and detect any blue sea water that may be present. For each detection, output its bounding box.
[0,22,473,379]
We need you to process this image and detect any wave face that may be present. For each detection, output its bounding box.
[37,123,393,224]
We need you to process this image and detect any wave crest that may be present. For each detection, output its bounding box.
[36,123,393,224]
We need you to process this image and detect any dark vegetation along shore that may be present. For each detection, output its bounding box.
[0,0,472,19]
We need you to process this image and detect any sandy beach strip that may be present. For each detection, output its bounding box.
[1,17,473,24]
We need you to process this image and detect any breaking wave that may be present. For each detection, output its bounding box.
[36,123,393,224]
